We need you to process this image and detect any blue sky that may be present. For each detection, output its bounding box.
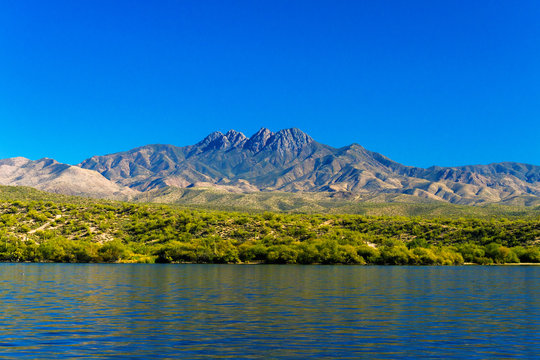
[1,0,539,167]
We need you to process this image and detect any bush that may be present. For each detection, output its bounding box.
[485,243,519,264]
[155,241,197,263]
[98,240,127,263]
[379,245,413,265]
[266,244,298,264]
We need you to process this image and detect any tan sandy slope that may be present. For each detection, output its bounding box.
[0,157,136,199]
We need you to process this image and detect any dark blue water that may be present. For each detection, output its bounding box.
[0,264,538,359]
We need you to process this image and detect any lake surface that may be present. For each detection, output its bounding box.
[0,264,538,359]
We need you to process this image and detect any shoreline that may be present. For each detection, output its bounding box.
[3,261,540,266]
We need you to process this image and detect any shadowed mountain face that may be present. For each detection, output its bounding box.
[77,128,540,205]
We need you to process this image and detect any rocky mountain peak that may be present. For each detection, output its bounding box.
[265,128,313,152]
[244,128,275,152]
[196,131,230,151]
[225,130,248,147]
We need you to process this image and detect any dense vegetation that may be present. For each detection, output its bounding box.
[0,186,538,265]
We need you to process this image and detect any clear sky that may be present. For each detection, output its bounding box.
[1,0,539,167]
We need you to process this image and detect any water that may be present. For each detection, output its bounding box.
[0,264,538,359]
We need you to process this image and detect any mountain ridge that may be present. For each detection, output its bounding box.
[0,128,538,205]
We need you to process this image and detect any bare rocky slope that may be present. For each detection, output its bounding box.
[77,128,540,205]
[0,157,136,199]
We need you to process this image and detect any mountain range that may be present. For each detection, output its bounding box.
[1,128,539,206]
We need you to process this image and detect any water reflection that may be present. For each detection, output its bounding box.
[0,264,538,358]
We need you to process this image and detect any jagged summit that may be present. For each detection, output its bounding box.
[196,131,229,151]
[240,127,313,153]
[225,130,248,147]
[264,128,313,152]
[244,128,275,152]
[192,127,314,154]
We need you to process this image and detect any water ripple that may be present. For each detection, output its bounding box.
[0,264,538,359]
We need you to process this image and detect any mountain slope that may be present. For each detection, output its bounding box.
[1,128,537,205]
[132,186,540,216]
[0,157,136,199]
[78,128,540,205]
[79,128,337,192]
